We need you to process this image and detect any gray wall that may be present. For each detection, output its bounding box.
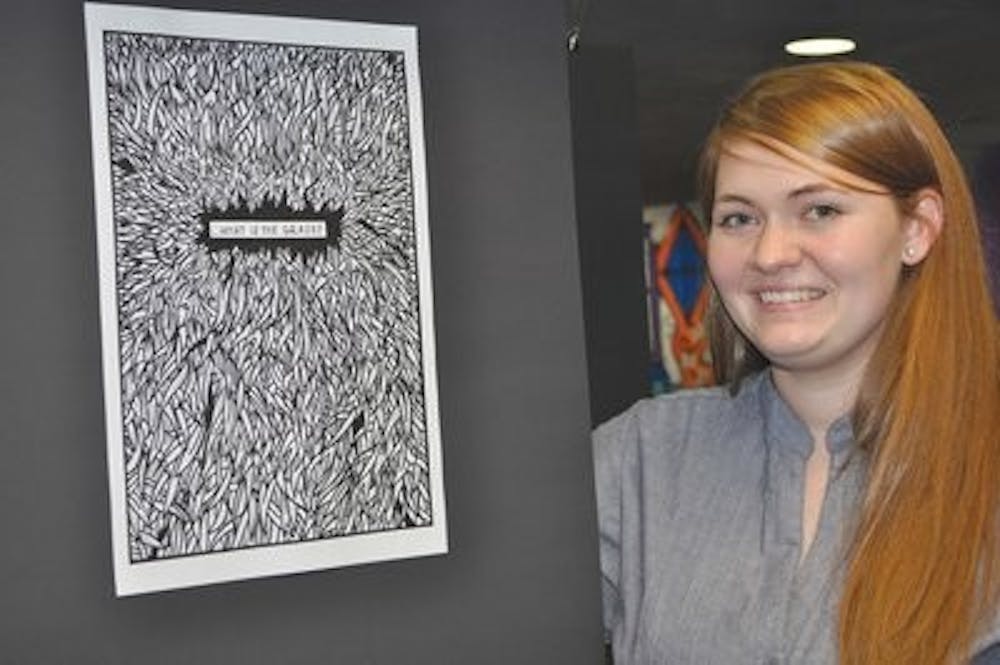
[0,0,604,662]
[569,45,649,427]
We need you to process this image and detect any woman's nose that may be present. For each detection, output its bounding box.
[752,221,802,271]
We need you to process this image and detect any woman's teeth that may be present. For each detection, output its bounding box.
[758,289,824,304]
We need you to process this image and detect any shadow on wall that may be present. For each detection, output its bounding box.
[974,144,1000,307]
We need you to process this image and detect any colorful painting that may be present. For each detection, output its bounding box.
[643,203,714,392]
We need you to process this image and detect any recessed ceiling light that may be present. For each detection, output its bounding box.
[784,37,857,57]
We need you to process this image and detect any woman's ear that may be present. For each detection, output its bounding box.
[902,187,944,266]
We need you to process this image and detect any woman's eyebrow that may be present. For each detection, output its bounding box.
[715,183,853,208]
[714,193,755,206]
[787,183,849,200]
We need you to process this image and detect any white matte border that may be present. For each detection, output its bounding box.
[84,2,445,596]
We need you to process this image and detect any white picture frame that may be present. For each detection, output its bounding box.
[85,2,446,596]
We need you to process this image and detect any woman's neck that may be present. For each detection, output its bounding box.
[770,363,865,444]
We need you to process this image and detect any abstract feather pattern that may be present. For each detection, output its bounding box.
[103,32,433,562]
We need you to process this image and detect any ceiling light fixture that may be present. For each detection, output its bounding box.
[784,37,856,57]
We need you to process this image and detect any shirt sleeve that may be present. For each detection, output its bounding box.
[592,409,633,642]
[973,642,1000,665]
[973,592,1000,659]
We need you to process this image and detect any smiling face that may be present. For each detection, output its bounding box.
[707,139,918,382]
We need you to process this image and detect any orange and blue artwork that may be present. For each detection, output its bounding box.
[643,203,714,392]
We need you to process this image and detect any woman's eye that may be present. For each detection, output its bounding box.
[804,204,841,221]
[715,212,755,229]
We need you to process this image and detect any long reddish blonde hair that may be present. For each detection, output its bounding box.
[698,62,1000,665]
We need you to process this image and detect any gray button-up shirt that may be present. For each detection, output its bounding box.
[593,370,1000,664]
[594,371,857,664]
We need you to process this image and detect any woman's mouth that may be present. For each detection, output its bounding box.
[756,288,826,304]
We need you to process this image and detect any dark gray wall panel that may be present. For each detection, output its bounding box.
[569,45,649,426]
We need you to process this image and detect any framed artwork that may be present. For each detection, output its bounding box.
[85,3,446,595]
[642,203,713,393]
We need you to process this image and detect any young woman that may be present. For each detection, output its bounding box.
[594,62,1000,665]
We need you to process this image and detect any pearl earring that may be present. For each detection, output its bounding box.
[904,246,916,260]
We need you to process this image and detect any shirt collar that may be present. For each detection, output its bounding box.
[738,370,855,457]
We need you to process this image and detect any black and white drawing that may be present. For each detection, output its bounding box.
[85,4,445,595]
